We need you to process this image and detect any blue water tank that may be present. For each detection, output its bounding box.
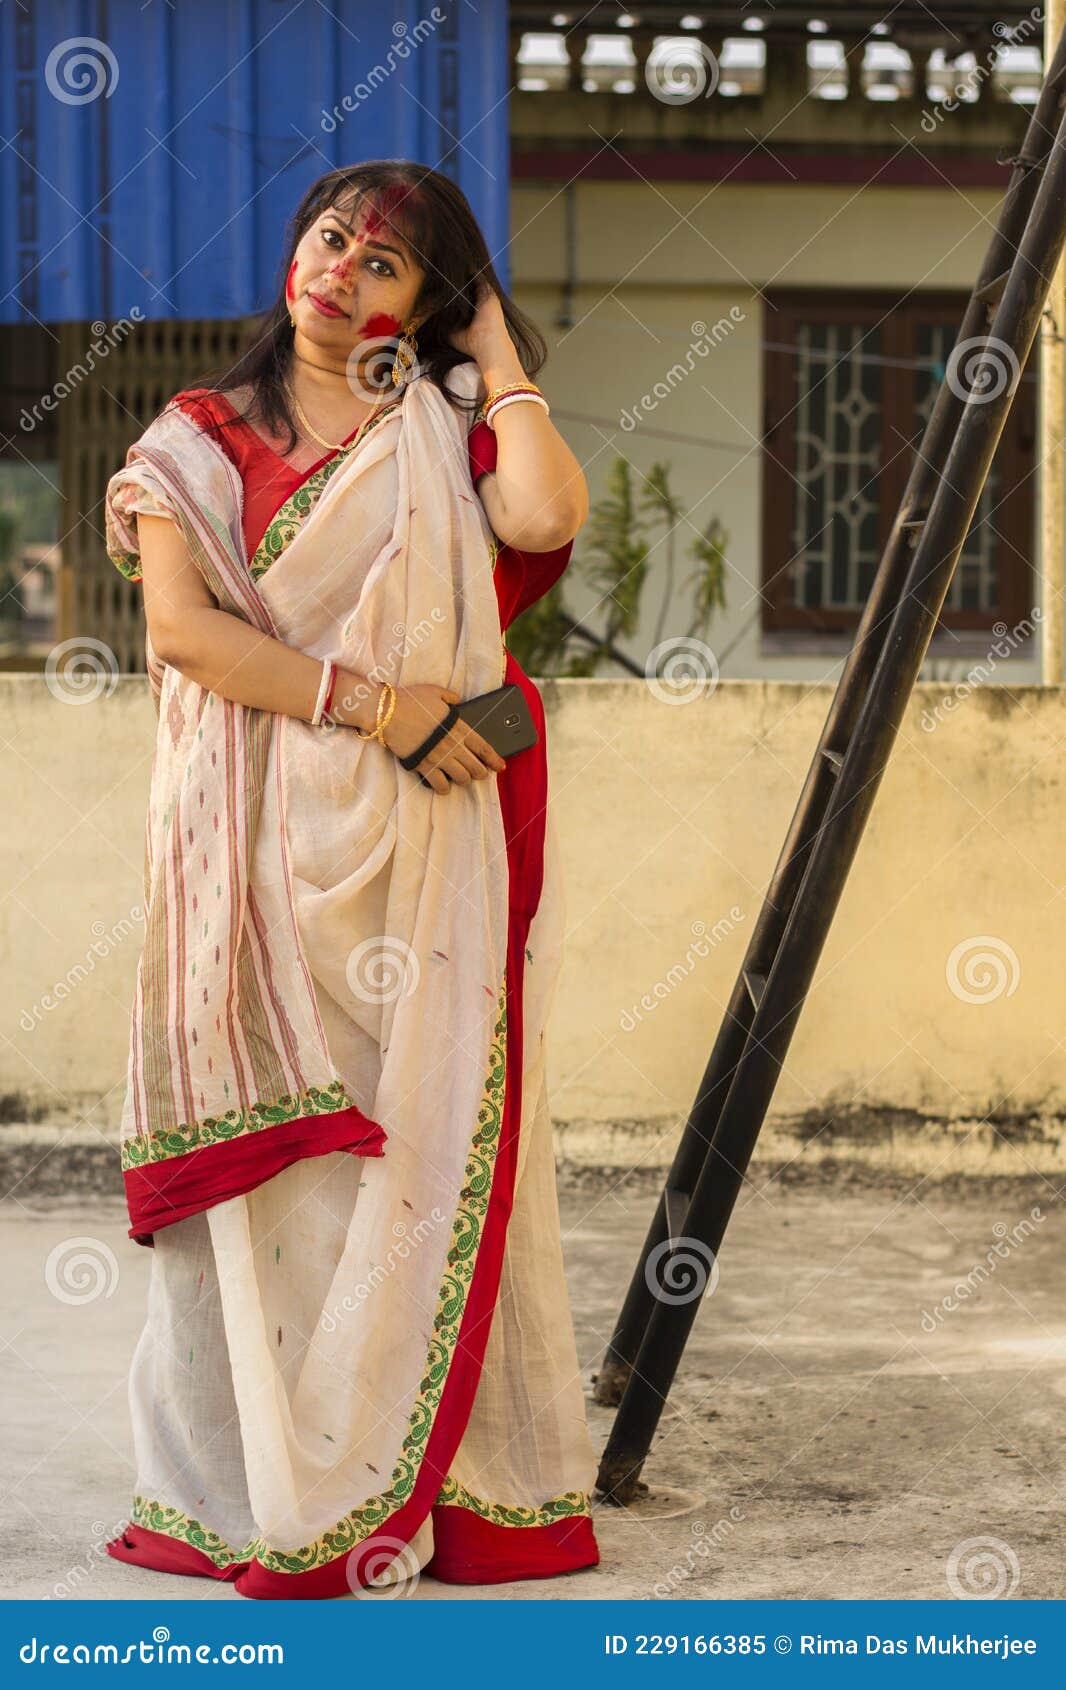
[1,0,510,323]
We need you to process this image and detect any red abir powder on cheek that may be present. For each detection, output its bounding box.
[362,313,402,337]
[285,259,298,302]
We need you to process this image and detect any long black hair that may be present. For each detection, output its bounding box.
[185,160,547,451]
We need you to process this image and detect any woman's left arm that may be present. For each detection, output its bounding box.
[452,289,589,552]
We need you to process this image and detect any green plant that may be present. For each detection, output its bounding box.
[505,457,728,677]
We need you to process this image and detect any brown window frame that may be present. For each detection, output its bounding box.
[761,289,1036,636]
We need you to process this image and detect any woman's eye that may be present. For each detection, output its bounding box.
[322,228,344,248]
[369,258,395,278]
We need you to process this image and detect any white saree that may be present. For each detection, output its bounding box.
[102,361,600,1595]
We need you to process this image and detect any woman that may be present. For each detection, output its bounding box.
[102,161,601,1599]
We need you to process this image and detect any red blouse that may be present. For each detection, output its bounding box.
[170,386,572,632]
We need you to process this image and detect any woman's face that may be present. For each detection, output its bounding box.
[286,197,426,367]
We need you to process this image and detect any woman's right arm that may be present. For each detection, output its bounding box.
[137,513,505,794]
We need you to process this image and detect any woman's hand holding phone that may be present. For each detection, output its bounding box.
[384,684,505,794]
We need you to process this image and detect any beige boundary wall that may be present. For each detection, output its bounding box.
[4,673,1066,1180]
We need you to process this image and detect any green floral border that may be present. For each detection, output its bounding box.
[120,1078,368,1171]
[110,549,142,582]
[128,1478,594,1574]
[128,973,539,1576]
[434,1476,592,1529]
[130,1496,258,1570]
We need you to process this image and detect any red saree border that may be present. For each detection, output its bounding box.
[124,1108,386,1246]
[106,1523,251,1582]
[426,1504,599,1584]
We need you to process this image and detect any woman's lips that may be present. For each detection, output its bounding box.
[308,291,346,318]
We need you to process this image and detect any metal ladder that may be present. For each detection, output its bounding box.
[595,27,1066,1505]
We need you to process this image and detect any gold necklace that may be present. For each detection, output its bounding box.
[285,378,394,455]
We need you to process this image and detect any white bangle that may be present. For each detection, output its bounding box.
[310,656,331,726]
[485,391,550,431]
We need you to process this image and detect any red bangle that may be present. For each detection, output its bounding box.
[322,661,338,721]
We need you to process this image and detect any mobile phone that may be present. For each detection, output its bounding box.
[455,682,539,759]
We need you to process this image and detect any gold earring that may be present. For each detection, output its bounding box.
[391,323,419,388]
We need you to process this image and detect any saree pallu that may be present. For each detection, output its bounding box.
[102,361,599,1596]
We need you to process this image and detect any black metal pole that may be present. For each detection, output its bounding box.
[597,76,1066,1501]
[593,33,1066,1412]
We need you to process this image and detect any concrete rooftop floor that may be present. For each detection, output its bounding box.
[2,1166,1064,1602]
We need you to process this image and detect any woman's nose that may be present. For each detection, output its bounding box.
[324,253,356,289]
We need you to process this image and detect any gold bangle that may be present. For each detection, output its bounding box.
[476,381,542,425]
[354,681,396,747]
[376,681,397,749]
